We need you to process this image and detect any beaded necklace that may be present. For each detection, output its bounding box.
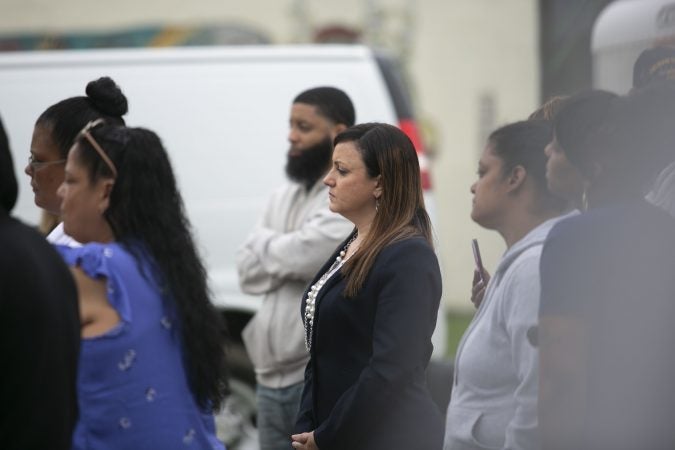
[304,233,358,351]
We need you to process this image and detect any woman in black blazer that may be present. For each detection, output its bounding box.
[292,123,444,450]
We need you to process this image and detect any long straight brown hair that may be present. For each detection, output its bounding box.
[336,123,433,298]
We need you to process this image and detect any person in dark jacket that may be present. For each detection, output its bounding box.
[292,123,444,450]
[0,115,80,450]
[539,84,675,450]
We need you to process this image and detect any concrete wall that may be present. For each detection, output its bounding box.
[412,1,540,312]
[0,0,540,312]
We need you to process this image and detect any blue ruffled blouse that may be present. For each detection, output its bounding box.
[57,242,225,450]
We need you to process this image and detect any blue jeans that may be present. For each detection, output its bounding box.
[256,382,304,450]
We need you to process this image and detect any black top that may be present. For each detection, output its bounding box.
[0,213,80,450]
[296,234,444,450]
[540,200,675,449]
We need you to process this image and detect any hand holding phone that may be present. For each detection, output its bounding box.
[471,239,486,285]
[470,239,490,308]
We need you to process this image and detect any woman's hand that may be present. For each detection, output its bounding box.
[291,431,319,450]
[471,268,491,309]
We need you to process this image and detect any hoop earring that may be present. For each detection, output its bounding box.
[375,198,380,213]
[581,185,589,212]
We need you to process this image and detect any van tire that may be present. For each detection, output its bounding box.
[215,376,258,449]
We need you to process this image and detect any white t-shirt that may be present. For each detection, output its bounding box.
[46,222,81,248]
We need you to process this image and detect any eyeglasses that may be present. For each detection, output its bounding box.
[27,154,66,171]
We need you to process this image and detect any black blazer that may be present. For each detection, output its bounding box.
[295,233,444,450]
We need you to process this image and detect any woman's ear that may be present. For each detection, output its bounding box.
[506,165,527,193]
[98,178,115,214]
[373,174,383,199]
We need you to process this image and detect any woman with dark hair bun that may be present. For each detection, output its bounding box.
[444,120,567,450]
[25,76,128,244]
[292,123,444,450]
[56,121,228,450]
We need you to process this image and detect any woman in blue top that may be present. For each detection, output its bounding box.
[55,121,228,450]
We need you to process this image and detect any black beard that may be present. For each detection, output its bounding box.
[285,137,333,190]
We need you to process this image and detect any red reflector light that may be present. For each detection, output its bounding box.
[398,118,432,190]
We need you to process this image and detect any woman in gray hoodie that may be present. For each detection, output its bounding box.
[444,120,567,450]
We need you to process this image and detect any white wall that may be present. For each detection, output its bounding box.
[0,0,540,312]
[0,1,286,36]
[412,1,540,311]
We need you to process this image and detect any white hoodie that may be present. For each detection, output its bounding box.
[237,179,351,388]
[444,215,567,450]
[47,222,81,247]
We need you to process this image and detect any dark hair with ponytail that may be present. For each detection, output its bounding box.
[0,115,17,213]
[37,77,128,158]
[489,120,568,214]
[552,90,617,178]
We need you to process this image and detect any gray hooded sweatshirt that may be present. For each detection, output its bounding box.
[444,215,564,450]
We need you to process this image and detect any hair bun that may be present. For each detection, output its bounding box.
[85,77,129,118]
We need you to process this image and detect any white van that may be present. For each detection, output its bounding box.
[0,44,448,447]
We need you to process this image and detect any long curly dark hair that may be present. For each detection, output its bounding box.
[73,123,228,411]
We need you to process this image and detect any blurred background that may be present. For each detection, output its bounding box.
[5,0,673,447]
[0,0,617,315]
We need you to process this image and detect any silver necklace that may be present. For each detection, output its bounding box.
[304,233,358,351]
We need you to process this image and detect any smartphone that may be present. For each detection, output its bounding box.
[471,239,486,284]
